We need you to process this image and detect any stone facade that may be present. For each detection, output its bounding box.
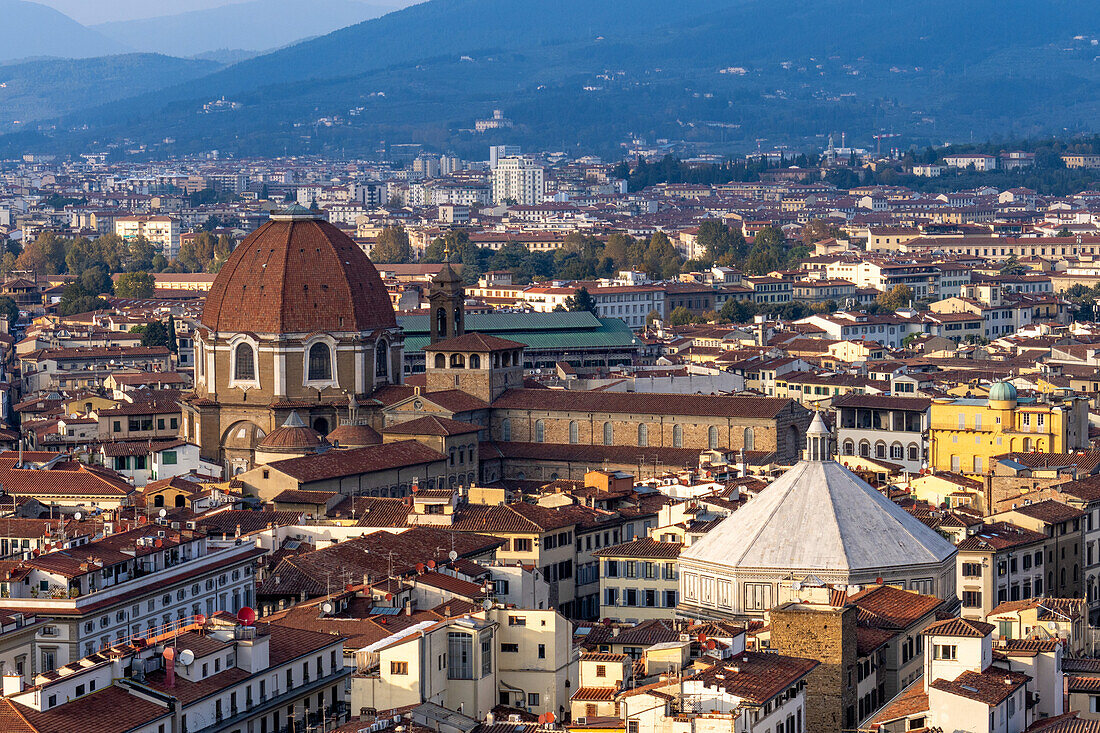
[770,603,858,733]
[491,406,808,459]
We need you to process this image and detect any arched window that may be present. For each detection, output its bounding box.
[375,341,388,378]
[1023,437,1032,451]
[743,427,755,451]
[174,494,186,508]
[234,343,255,381]
[307,343,332,381]
[434,353,446,369]
[673,424,683,448]
[469,354,481,369]
[313,417,329,435]
[153,495,164,507]
[436,307,447,338]
[859,440,870,458]
[908,444,919,462]
[875,441,886,459]
[708,426,719,450]
[534,419,545,443]
[638,423,648,447]
[569,421,579,444]
[842,440,854,456]
[890,443,903,460]
[501,418,512,442]
[502,351,511,367]
[603,422,613,446]
[450,353,465,368]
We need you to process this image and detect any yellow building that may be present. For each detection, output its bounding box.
[929,381,1089,475]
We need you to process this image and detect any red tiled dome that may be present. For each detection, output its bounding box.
[326,423,383,448]
[258,412,328,452]
[201,207,397,334]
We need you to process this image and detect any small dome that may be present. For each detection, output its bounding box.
[258,411,328,452]
[327,423,383,448]
[988,381,1017,404]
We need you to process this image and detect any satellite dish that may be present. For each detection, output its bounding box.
[448,550,458,561]
[73,512,82,521]
[482,599,493,611]
[321,602,334,615]
[178,649,195,666]
[546,713,555,724]
[236,607,257,626]
[159,509,167,518]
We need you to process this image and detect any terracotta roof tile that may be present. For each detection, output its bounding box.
[922,617,995,638]
[695,652,818,705]
[930,667,1028,705]
[201,215,397,333]
[491,388,802,419]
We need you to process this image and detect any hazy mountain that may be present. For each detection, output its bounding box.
[0,54,222,128]
[0,0,131,61]
[92,0,403,57]
[6,0,1100,156]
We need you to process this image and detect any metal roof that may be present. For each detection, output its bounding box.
[398,312,640,354]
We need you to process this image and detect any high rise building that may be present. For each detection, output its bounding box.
[491,156,544,205]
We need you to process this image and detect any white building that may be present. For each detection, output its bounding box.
[115,215,181,258]
[492,157,545,205]
[0,524,261,671]
[0,613,349,733]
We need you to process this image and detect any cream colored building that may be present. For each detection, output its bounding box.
[115,215,181,258]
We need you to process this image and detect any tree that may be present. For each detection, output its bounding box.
[79,266,113,296]
[57,284,108,316]
[719,298,760,323]
[0,296,18,327]
[668,306,700,326]
[646,309,662,326]
[562,287,598,314]
[134,320,170,347]
[603,233,634,270]
[372,226,413,263]
[801,219,838,246]
[116,271,156,298]
[637,231,683,280]
[876,284,914,311]
[999,256,1027,276]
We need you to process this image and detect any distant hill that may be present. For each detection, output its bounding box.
[0,0,131,61]
[0,54,221,127]
[92,0,401,57]
[5,0,1100,157]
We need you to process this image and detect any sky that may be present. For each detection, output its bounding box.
[35,0,413,24]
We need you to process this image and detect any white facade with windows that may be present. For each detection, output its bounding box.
[492,157,545,205]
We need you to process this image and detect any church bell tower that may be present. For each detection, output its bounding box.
[429,262,465,344]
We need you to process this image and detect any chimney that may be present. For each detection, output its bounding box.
[405,599,412,616]
[2,669,23,696]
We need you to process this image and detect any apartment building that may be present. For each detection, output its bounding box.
[595,538,681,622]
[955,522,1050,620]
[0,615,349,733]
[115,215,181,258]
[0,524,262,672]
[492,157,545,205]
[834,394,930,474]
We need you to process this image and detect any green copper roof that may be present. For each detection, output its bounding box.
[397,311,641,354]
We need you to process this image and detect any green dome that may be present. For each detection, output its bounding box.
[989,381,1017,403]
